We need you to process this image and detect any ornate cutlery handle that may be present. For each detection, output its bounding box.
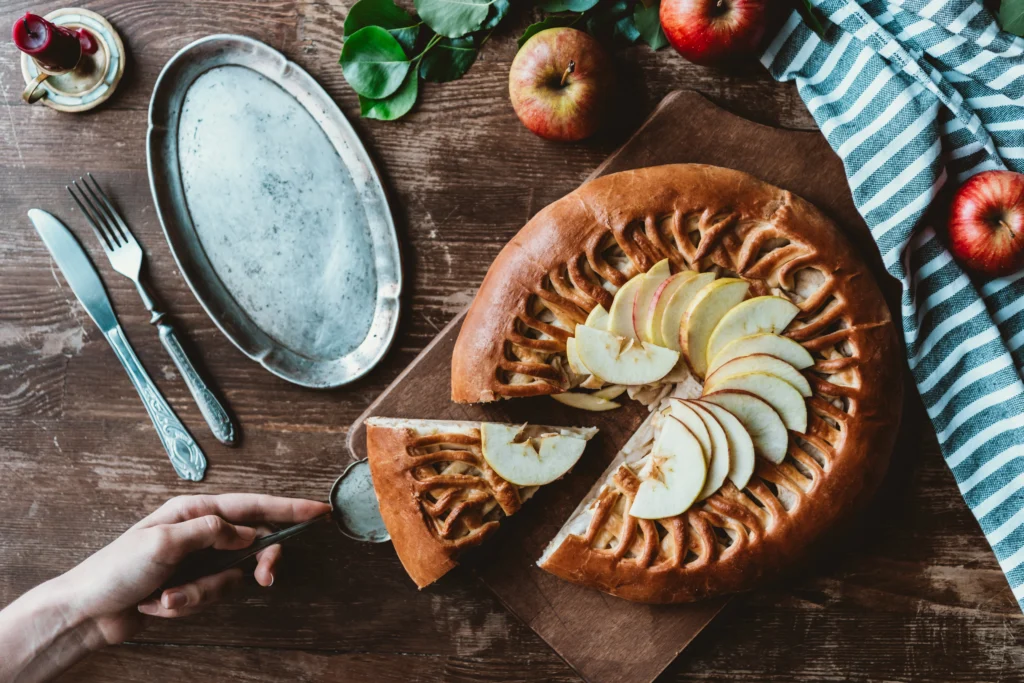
[157,320,237,446]
[105,325,207,481]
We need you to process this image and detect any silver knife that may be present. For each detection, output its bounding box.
[29,209,207,481]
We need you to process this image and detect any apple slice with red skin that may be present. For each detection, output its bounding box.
[948,170,1024,277]
[659,272,716,351]
[680,400,731,501]
[696,399,756,489]
[646,271,697,345]
[607,275,646,341]
[633,259,671,343]
[680,278,749,377]
[704,353,812,397]
[706,295,800,369]
[707,332,813,376]
[701,389,789,464]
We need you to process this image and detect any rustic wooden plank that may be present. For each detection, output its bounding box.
[0,1,1019,681]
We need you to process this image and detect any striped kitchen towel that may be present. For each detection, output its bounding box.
[762,0,1024,610]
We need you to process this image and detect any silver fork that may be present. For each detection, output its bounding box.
[68,174,237,446]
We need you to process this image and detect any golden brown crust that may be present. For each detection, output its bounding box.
[451,164,902,603]
[366,419,520,588]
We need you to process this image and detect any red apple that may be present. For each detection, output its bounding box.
[660,0,767,66]
[508,28,613,142]
[948,170,1024,277]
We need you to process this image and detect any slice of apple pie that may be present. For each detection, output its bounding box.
[365,417,596,588]
[448,164,903,603]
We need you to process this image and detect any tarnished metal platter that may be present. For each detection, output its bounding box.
[148,34,401,388]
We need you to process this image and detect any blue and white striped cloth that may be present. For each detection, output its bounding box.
[762,0,1024,610]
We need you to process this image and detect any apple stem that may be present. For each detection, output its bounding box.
[560,60,576,87]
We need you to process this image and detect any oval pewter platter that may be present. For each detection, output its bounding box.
[147,34,402,388]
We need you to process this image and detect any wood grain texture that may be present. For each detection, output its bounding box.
[0,1,1018,682]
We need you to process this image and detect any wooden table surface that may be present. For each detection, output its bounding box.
[0,2,1020,681]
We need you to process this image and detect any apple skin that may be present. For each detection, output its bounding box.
[948,170,1024,277]
[509,28,613,142]
[660,0,767,66]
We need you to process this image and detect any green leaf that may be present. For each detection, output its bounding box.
[583,0,632,41]
[796,0,826,38]
[414,0,491,38]
[482,0,511,30]
[633,2,667,50]
[419,36,478,82]
[537,0,599,11]
[517,15,581,48]
[344,0,421,52]
[613,14,640,43]
[340,26,412,99]
[359,69,419,120]
[1000,0,1024,37]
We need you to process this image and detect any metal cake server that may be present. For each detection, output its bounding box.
[162,460,388,588]
[29,209,207,481]
[67,174,237,446]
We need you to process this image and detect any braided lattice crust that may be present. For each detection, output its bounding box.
[451,165,903,603]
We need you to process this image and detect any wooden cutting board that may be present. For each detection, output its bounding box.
[348,90,894,683]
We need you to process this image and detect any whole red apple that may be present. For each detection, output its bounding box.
[948,170,1024,277]
[509,28,613,142]
[660,0,767,66]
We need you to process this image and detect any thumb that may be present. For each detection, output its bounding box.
[156,515,257,563]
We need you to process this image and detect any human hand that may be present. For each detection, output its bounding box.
[57,493,330,646]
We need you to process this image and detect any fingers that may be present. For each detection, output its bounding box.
[252,525,279,588]
[137,568,244,618]
[152,515,257,564]
[134,494,331,529]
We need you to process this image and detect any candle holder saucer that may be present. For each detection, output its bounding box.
[20,8,125,113]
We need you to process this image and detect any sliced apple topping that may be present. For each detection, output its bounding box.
[702,372,807,434]
[646,271,696,345]
[701,390,789,464]
[704,353,812,397]
[667,399,711,457]
[632,259,671,343]
[660,272,715,352]
[573,324,679,386]
[585,303,610,330]
[681,278,749,377]
[593,384,627,400]
[696,399,755,490]
[551,392,621,411]
[629,416,706,520]
[565,337,586,376]
[682,400,731,501]
[706,295,800,369]
[706,332,813,376]
[607,275,646,341]
[480,423,596,486]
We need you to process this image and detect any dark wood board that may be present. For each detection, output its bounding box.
[2,1,1020,680]
[346,90,910,683]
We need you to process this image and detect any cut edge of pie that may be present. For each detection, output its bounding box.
[365,417,597,588]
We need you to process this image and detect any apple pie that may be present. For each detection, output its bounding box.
[365,417,597,588]
[447,164,902,603]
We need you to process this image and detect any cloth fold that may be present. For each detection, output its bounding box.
[762,0,1024,610]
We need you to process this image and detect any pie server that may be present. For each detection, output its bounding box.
[162,460,389,589]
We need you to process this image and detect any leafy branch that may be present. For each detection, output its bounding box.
[340,0,510,121]
[519,0,669,51]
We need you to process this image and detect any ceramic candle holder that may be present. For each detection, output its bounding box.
[20,8,125,112]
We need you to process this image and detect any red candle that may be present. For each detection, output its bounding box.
[12,13,82,71]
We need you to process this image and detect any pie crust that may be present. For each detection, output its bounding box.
[365,417,595,588]
[449,164,903,603]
